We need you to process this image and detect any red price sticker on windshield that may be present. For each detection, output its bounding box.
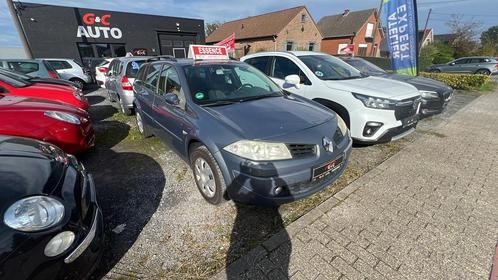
[188,45,229,60]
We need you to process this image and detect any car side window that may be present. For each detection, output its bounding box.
[158,65,185,106]
[49,61,72,70]
[136,65,147,81]
[7,62,39,74]
[144,64,162,92]
[245,56,271,75]
[453,59,468,65]
[271,56,311,85]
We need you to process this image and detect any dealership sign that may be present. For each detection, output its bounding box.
[188,45,229,60]
[76,13,123,39]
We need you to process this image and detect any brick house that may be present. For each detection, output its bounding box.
[318,9,384,57]
[206,6,322,58]
[418,28,434,48]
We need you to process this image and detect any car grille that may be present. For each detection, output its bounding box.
[287,144,316,158]
[394,97,421,120]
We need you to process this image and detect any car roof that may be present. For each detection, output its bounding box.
[459,56,496,59]
[0,59,40,63]
[242,51,329,59]
[114,56,154,63]
[148,58,245,67]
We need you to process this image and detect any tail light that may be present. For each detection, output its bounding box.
[48,70,59,79]
[121,76,133,91]
[98,67,108,73]
[495,64,498,69]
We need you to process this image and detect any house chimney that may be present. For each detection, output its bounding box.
[342,9,350,16]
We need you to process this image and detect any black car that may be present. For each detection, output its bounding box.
[0,136,103,280]
[341,57,453,117]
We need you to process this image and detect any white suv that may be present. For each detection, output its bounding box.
[44,58,92,89]
[241,52,421,144]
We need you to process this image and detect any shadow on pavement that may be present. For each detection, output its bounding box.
[226,163,291,279]
[79,106,166,279]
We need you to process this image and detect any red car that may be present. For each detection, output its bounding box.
[0,95,95,154]
[0,69,89,111]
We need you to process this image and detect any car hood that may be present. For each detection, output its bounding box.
[203,95,333,140]
[324,76,420,100]
[29,78,79,89]
[382,74,452,92]
[26,82,77,94]
[0,95,87,116]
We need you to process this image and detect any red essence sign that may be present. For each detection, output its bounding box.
[188,45,229,60]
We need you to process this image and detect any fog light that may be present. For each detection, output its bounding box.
[274,186,283,195]
[363,122,383,137]
[44,231,75,257]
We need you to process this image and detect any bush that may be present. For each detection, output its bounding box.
[420,72,491,90]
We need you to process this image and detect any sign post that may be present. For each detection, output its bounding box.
[383,0,419,76]
[188,45,229,60]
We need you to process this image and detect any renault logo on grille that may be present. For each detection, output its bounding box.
[322,137,333,153]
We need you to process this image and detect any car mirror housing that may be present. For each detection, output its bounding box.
[449,62,455,66]
[284,74,301,89]
[164,92,180,106]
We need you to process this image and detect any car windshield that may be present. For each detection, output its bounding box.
[0,72,32,87]
[184,63,283,106]
[343,58,387,75]
[299,55,366,80]
[126,60,147,78]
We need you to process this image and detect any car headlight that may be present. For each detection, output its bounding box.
[4,196,65,232]
[224,140,292,161]
[336,115,348,136]
[44,111,81,125]
[353,93,396,110]
[419,90,439,99]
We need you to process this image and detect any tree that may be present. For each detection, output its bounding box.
[481,25,498,54]
[205,21,223,37]
[447,15,481,57]
[420,42,454,69]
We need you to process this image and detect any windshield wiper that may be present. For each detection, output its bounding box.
[238,94,280,102]
[200,100,239,107]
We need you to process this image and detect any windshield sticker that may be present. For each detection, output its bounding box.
[195,92,205,100]
[131,61,140,70]
[315,71,324,77]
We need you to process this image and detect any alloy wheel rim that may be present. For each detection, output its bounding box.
[194,158,216,198]
[136,112,144,134]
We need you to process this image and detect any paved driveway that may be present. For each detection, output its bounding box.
[215,91,498,279]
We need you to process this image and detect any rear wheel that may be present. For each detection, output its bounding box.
[190,144,228,205]
[135,109,152,138]
[476,69,491,75]
[431,69,441,73]
[70,78,84,89]
[120,98,133,115]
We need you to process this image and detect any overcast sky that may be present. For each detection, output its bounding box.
[0,0,496,47]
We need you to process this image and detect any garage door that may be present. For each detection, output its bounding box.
[158,33,197,58]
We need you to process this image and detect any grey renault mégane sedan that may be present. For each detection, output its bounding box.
[132,57,352,206]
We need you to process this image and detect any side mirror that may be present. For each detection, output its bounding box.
[164,92,180,106]
[284,74,301,89]
[449,62,455,66]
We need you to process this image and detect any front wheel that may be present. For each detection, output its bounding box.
[135,109,152,138]
[476,69,491,75]
[431,69,441,73]
[190,144,228,205]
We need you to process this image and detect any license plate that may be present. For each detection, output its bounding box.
[312,156,344,182]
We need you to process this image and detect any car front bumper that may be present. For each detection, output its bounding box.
[222,138,353,206]
[420,90,453,118]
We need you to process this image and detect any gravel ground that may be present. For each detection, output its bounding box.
[80,87,481,279]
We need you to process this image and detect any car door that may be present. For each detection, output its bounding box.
[467,58,485,73]
[445,58,469,73]
[136,63,163,133]
[268,56,312,98]
[105,60,119,98]
[47,60,72,80]
[152,65,189,152]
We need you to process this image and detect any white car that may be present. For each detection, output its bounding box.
[43,58,92,89]
[95,58,113,88]
[241,52,421,144]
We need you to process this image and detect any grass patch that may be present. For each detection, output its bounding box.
[417,129,447,138]
[479,81,498,92]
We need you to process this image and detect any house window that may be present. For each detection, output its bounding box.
[286,41,294,51]
[308,42,315,51]
[365,23,374,38]
[301,14,308,23]
[358,44,368,56]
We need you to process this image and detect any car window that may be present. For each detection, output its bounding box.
[0,72,31,87]
[144,64,162,92]
[126,60,147,78]
[48,60,72,70]
[453,59,468,65]
[7,62,39,74]
[136,65,147,81]
[299,55,363,80]
[272,57,303,80]
[245,56,271,74]
[183,63,282,105]
[343,58,386,75]
[158,66,185,105]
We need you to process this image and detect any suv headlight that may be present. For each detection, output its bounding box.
[44,111,81,125]
[224,140,292,161]
[336,115,349,136]
[4,196,65,232]
[353,93,396,110]
[419,90,439,99]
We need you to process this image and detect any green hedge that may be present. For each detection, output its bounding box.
[419,72,491,90]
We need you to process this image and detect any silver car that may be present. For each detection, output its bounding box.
[44,58,93,89]
[426,56,498,75]
[105,57,152,115]
[0,59,60,79]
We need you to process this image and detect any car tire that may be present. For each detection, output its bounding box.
[70,78,84,89]
[431,69,441,73]
[107,90,115,102]
[190,144,228,205]
[476,69,491,75]
[135,109,152,138]
[120,98,133,116]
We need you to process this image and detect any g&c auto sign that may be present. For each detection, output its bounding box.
[76,13,123,39]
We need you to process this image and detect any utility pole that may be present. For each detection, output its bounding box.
[419,8,432,50]
[6,0,33,58]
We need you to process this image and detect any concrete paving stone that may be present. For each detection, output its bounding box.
[325,239,358,264]
[374,261,406,280]
[352,259,385,280]
[322,226,352,248]
[310,255,342,280]
[289,271,307,280]
[330,257,365,280]
[346,242,379,267]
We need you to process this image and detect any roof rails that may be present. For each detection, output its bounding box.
[146,55,177,63]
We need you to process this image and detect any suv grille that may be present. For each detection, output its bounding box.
[288,144,316,158]
[394,97,421,120]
